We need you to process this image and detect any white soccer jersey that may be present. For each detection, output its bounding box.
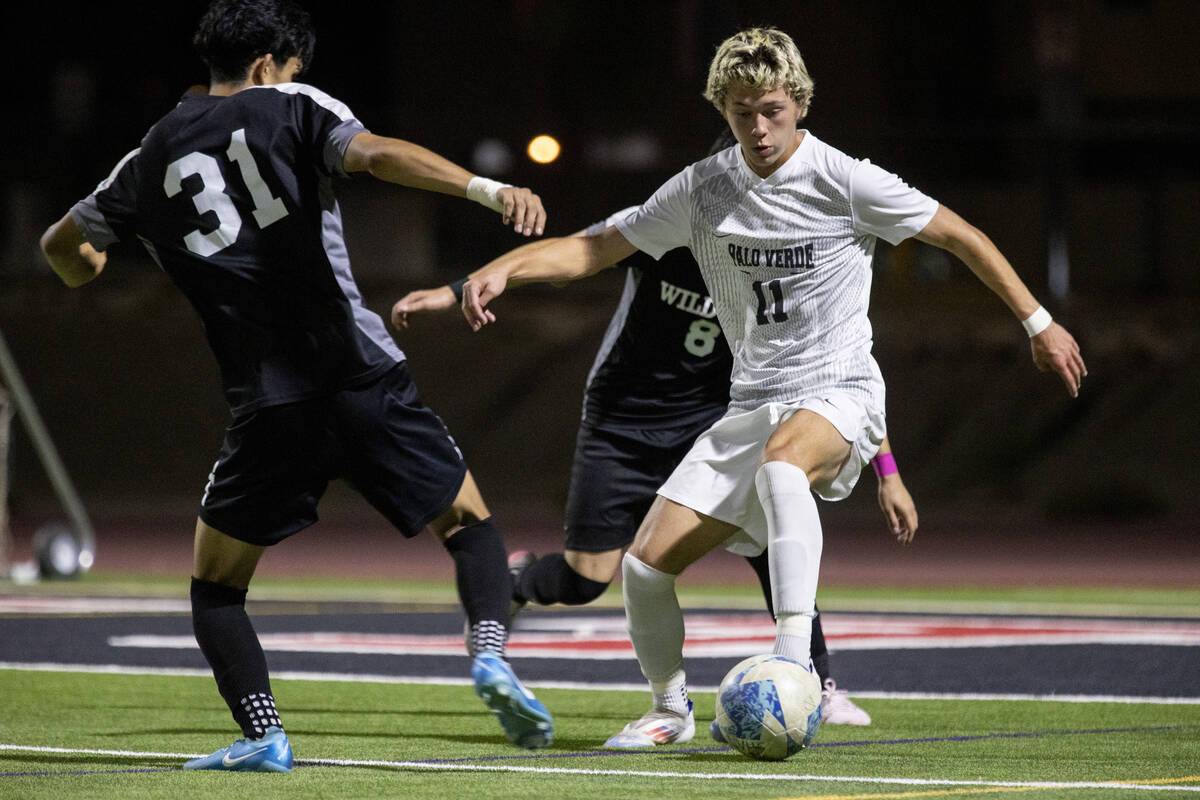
[616,131,937,416]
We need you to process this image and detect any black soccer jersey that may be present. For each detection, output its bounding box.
[582,216,732,441]
[70,84,403,415]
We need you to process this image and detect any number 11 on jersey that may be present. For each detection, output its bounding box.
[753,279,788,325]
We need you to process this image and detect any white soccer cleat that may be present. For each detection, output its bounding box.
[602,700,695,748]
[821,678,871,725]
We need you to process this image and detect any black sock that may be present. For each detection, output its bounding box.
[744,551,774,618]
[516,553,609,606]
[811,607,830,683]
[444,518,510,656]
[190,577,281,738]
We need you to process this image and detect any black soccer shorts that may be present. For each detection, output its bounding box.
[562,419,716,553]
[199,363,467,545]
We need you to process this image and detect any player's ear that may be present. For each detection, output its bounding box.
[248,54,275,86]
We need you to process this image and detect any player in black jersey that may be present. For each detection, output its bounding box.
[393,209,917,729]
[40,0,553,770]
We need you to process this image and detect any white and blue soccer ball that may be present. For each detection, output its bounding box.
[715,654,823,760]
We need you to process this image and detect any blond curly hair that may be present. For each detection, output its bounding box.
[703,27,814,116]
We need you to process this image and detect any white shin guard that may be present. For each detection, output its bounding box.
[755,461,823,660]
[622,552,687,697]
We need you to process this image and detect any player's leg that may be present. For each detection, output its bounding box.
[810,605,829,680]
[423,472,554,749]
[743,549,774,617]
[185,520,293,771]
[340,365,551,748]
[183,400,331,772]
[756,409,853,663]
[425,471,513,659]
[511,423,664,609]
[738,552,872,726]
[603,497,738,747]
[511,547,618,606]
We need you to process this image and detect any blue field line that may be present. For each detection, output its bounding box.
[300,722,1199,766]
[0,768,176,778]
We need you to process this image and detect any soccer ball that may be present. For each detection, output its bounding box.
[714,654,822,760]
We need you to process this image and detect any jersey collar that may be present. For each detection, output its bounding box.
[736,129,812,188]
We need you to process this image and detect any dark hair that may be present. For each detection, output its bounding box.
[193,0,316,83]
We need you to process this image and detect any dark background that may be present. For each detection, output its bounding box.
[1,0,1197,546]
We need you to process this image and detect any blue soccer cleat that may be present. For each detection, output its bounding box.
[472,652,554,749]
[183,725,293,772]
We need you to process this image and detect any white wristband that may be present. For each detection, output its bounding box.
[1021,305,1053,337]
[466,176,511,213]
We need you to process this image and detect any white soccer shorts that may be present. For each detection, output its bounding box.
[656,393,885,557]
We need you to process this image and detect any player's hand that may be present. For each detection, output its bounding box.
[391,286,456,330]
[461,273,508,331]
[496,186,546,237]
[877,474,917,544]
[1030,322,1087,398]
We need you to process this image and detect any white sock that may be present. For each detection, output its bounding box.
[755,461,822,660]
[651,676,690,717]
[774,613,814,663]
[622,552,689,714]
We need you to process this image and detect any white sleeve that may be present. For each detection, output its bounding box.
[614,167,693,259]
[849,160,939,245]
[585,206,640,236]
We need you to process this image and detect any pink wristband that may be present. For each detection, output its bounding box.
[871,452,898,478]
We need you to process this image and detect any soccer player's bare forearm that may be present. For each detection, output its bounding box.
[40,216,105,287]
[349,134,472,196]
[498,237,601,287]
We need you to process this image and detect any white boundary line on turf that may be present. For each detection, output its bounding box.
[3,661,1200,705]
[298,761,1200,793]
[1,743,1198,792]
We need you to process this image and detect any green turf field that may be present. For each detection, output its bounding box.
[11,571,1200,617]
[3,577,1199,797]
[2,667,1198,799]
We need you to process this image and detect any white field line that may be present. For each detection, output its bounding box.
[1,743,1198,792]
[2,661,1200,705]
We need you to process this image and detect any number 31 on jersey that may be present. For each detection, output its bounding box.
[164,128,289,257]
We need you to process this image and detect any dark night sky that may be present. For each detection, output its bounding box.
[4,1,1199,520]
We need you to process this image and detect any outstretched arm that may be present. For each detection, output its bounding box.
[391,285,457,329]
[343,132,545,237]
[40,213,106,287]
[915,205,1087,397]
[462,224,638,330]
[390,223,602,330]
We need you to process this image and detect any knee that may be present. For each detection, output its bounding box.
[621,551,675,593]
[562,573,609,605]
[190,577,247,611]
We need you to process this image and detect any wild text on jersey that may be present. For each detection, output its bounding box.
[659,281,717,318]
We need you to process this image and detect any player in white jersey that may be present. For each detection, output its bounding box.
[458,27,1087,747]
